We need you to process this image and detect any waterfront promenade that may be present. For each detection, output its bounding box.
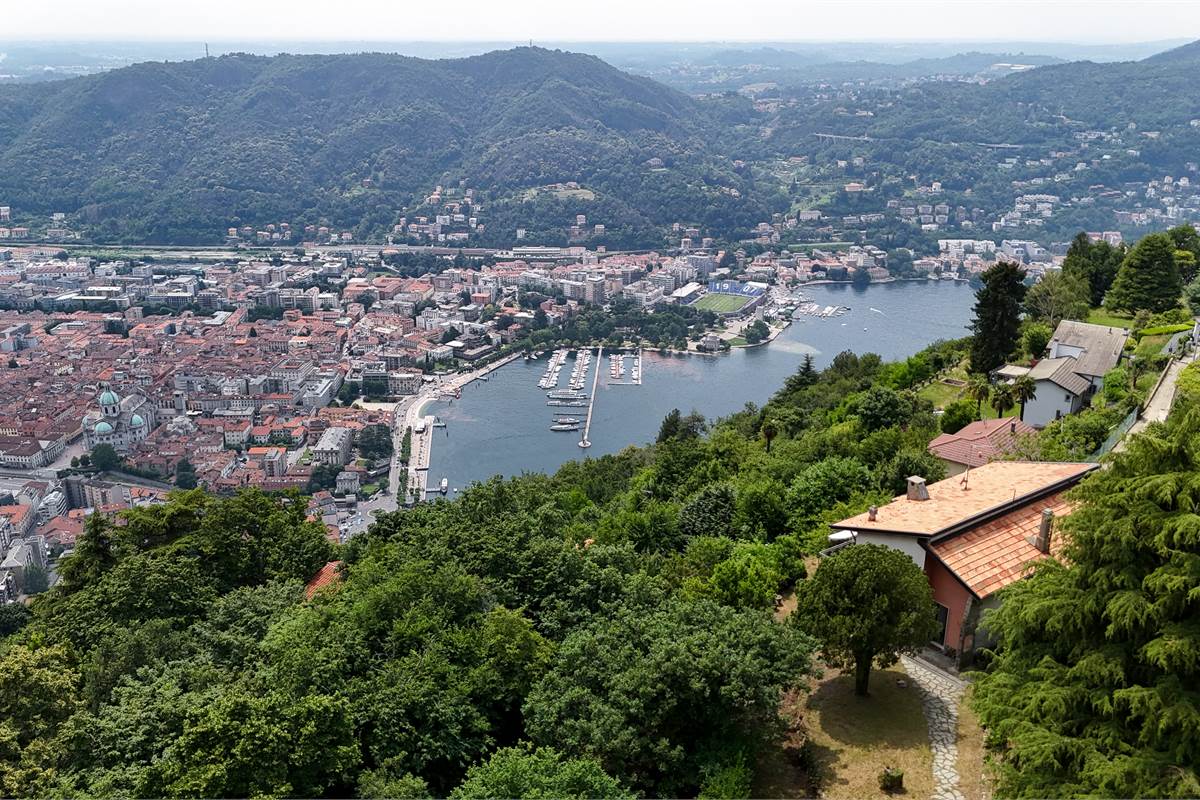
[397,352,522,501]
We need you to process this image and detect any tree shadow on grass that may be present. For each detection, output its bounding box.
[805,667,930,750]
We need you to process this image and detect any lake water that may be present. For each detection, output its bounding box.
[425,280,976,490]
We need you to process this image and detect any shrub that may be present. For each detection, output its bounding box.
[879,767,904,793]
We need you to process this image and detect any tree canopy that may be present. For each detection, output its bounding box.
[792,543,938,696]
[1105,232,1183,314]
[970,261,1027,374]
[972,406,1200,798]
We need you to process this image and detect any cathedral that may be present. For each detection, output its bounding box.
[82,384,157,453]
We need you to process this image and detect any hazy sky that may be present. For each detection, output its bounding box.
[5,0,1197,42]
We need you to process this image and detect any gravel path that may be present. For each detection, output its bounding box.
[902,655,968,800]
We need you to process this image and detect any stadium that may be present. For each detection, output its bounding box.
[689,280,769,316]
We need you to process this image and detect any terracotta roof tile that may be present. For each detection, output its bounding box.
[930,490,1076,597]
[831,461,1097,536]
[929,416,1036,468]
[304,560,343,600]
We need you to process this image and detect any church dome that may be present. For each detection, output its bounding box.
[99,389,120,406]
[130,414,145,427]
[94,421,114,435]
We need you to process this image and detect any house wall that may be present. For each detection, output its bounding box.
[1022,380,1082,428]
[1049,342,1084,360]
[939,459,969,477]
[925,555,974,651]
[856,531,926,569]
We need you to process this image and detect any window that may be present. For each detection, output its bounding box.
[1065,393,1072,402]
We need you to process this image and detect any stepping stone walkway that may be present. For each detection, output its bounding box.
[901,655,968,800]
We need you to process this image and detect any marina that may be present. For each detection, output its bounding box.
[423,281,977,494]
[608,349,643,386]
[793,302,850,318]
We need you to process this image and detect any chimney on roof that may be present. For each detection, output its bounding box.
[1030,509,1054,554]
[906,476,929,501]
[868,505,878,521]
[1010,420,1017,434]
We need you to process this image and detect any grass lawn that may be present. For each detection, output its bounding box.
[729,336,748,346]
[1087,308,1135,329]
[956,687,992,800]
[774,666,934,800]
[918,380,963,409]
[691,292,753,313]
[1134,334,1170,359]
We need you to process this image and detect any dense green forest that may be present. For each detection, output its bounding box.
[0,48,772,246]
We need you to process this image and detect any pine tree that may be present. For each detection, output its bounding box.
[972,407,1200,798]
[1105,232,1182,314]
[1062,231,1123,307]
[969,261,1026,374]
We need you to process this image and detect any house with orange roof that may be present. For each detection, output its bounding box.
[304,560,343,599]
[927,417,1036,475]
[827,460,1099,663]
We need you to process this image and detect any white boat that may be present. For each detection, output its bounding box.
[439,477,449,494]
[550,423,581,431]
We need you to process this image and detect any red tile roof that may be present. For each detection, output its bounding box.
[930,489,1076,598]
[831,461,1097,537]
[304,560,343,600]
[928,416,1036,468]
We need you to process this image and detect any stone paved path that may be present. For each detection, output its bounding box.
[902,655,968,800]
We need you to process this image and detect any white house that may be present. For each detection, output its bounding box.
[1021,357,1090,428]
[1045,320,1128,391]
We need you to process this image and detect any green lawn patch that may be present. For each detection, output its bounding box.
[1086,308,1135,329]
[691,293,753,314]
[1134,334,1171,359]
[918,380,963,409]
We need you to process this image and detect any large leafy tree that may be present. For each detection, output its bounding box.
[1024,270,1091,327]
[970,261,1027,374]
[792,543,938,696]
[450,745,631,800]
[1105,232,1182,314]
[972,408,1200,798]
[523,596,814,795]
[90,442,121,472]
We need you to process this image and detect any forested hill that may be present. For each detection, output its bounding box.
[0,47,768,245]
[768,41,1200,151]
[1142,38,1200,64]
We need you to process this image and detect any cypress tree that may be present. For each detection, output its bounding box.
[972,407,1200,798]
[1105,232,1182,314]
[969,261,1026,374]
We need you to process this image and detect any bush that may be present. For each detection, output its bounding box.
[939,399,977,433]
[1021,321,1052,359]
[699,752,753,799]
[1133,322,1191,340]
[879,767,904,793]
[1176,361,1200,407]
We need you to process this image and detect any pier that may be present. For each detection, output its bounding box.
[579,346,601,448]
